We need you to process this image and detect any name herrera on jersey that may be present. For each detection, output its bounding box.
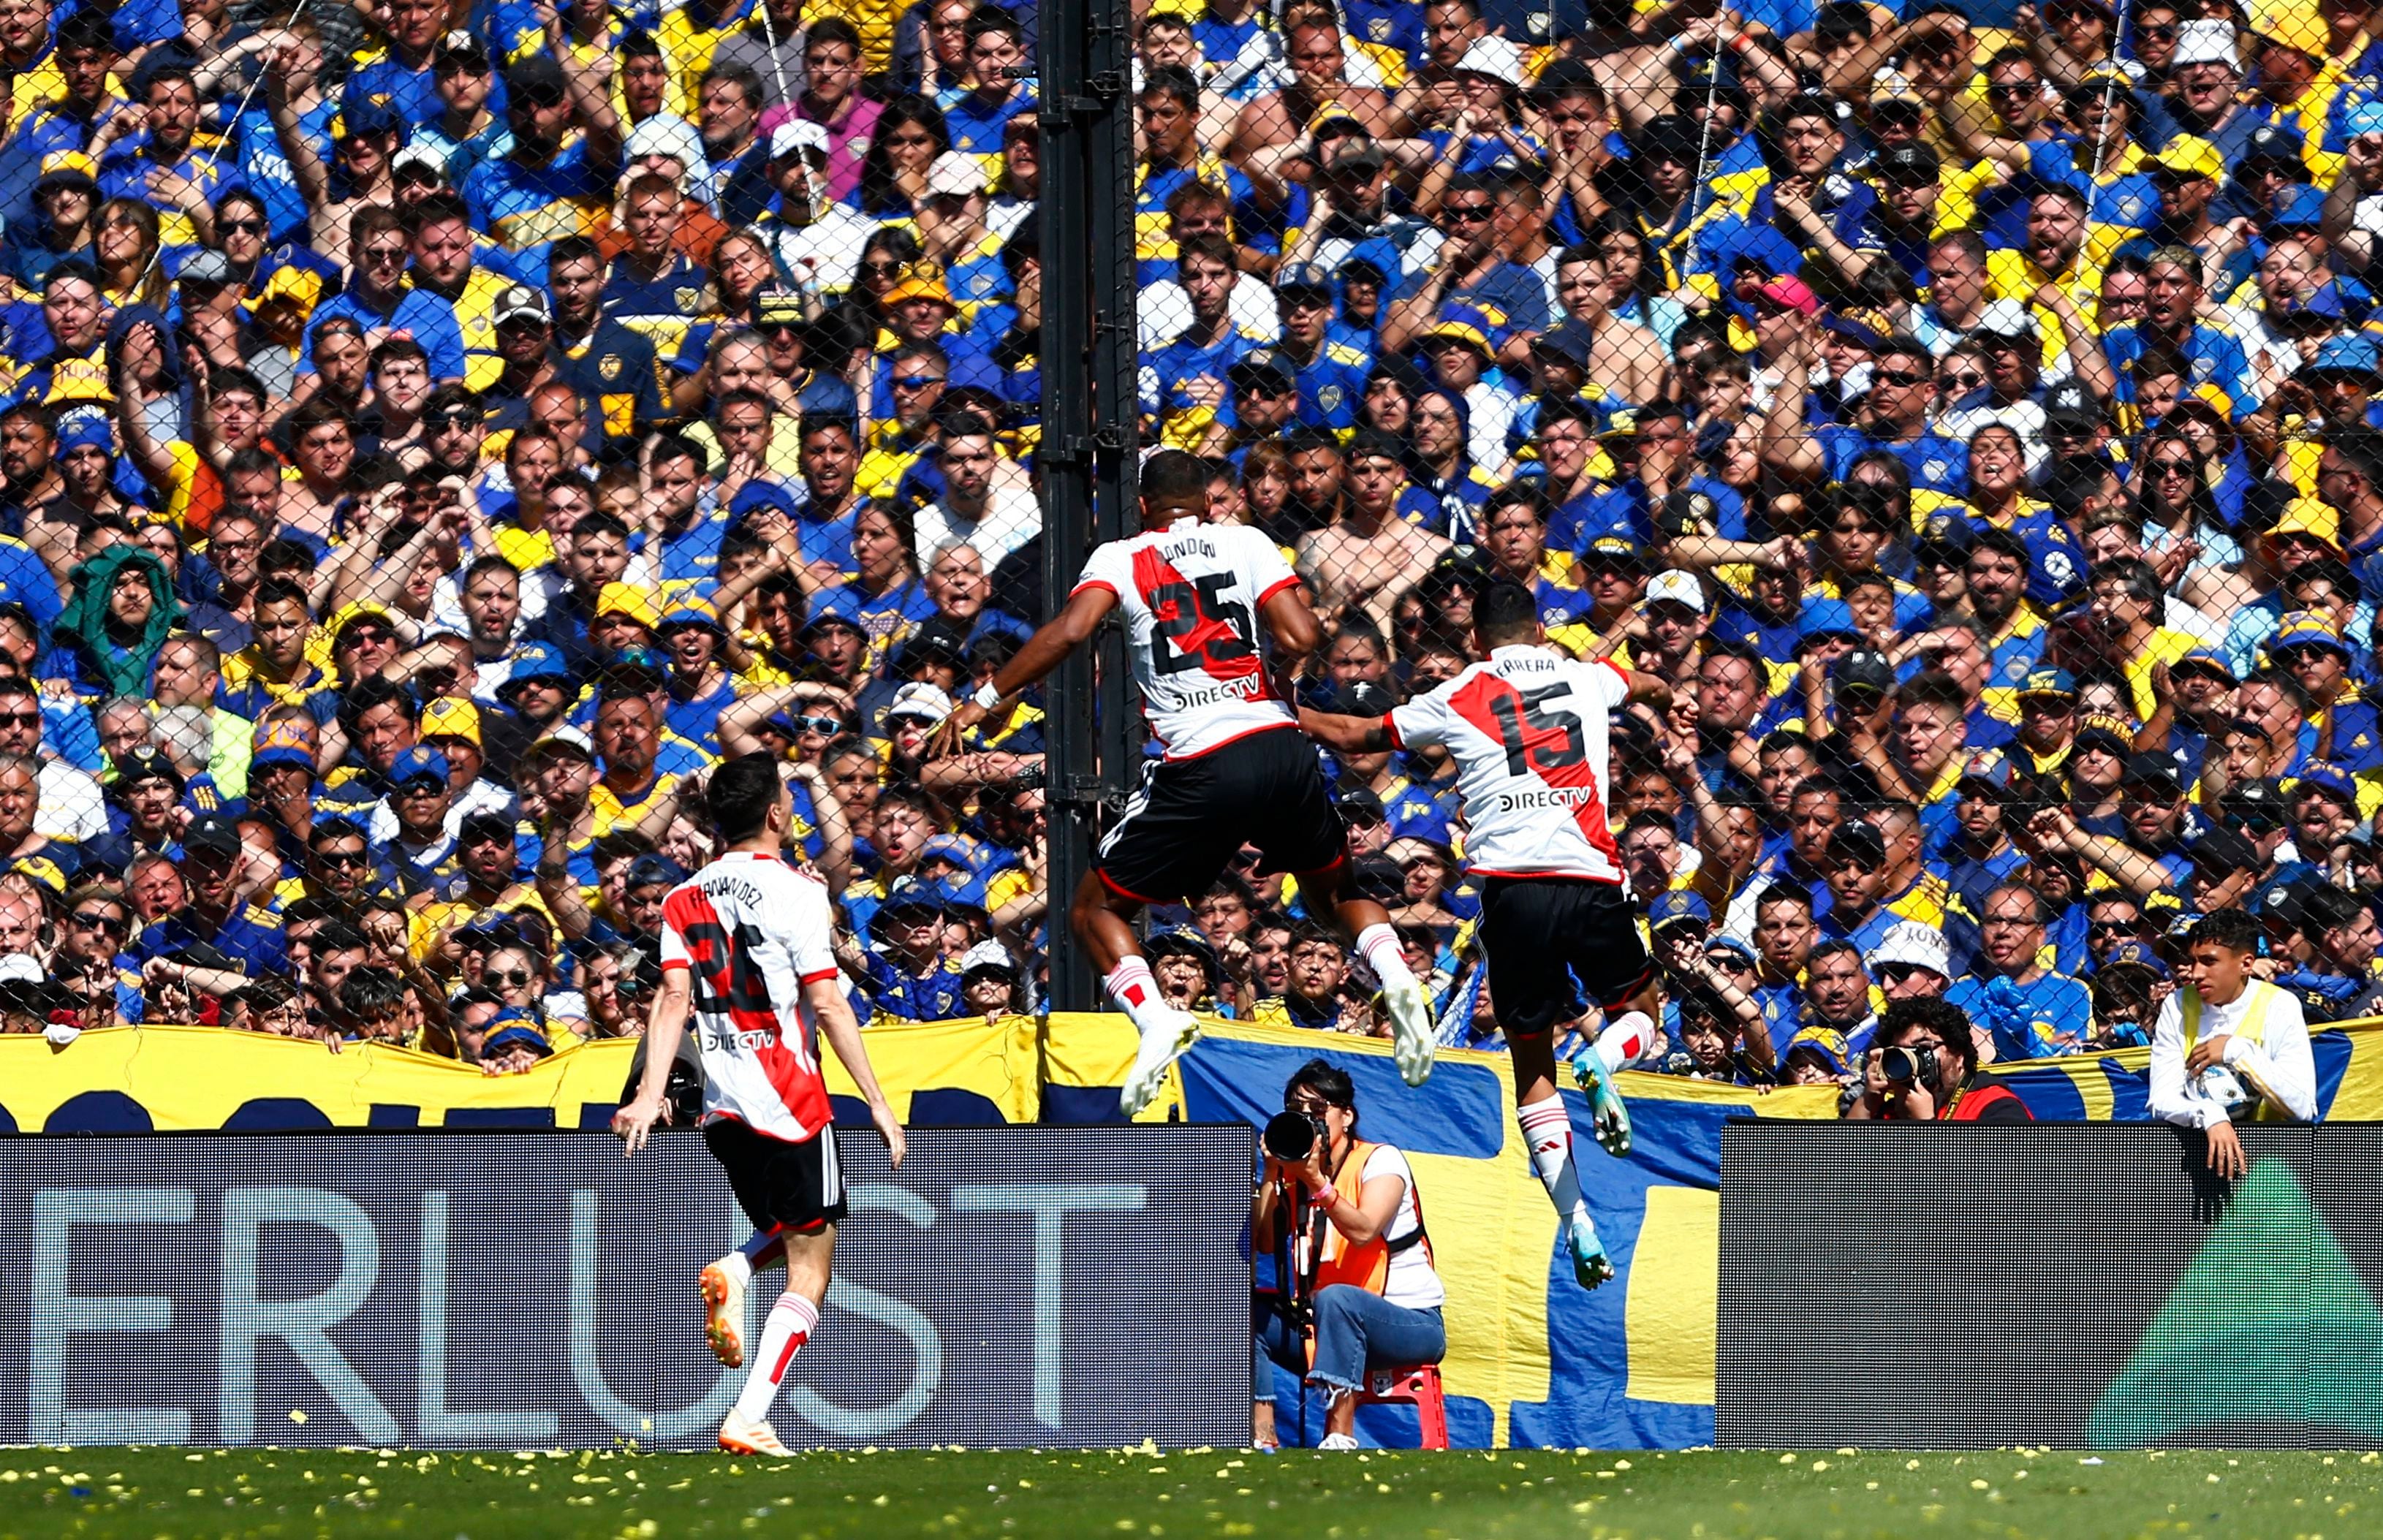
[1497,784,1594,813]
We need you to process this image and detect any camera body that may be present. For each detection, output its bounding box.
[1881,1043,1938,1087]
[1263,1110,1326,1163]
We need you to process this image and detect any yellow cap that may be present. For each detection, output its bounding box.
[255,265,325,320]
[2154,134,2224,181]
[2252,0,2328,56]
[44,357,113,405]
[2268,496,2343,552]
[419,695,483,746]
[595,582,660,629]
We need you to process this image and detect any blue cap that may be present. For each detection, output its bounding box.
[2173,646,2238,683]
[1648,891,1711,930]
[2273,615,2352,656]
[1916,509,1975,555]
[1955,748,2017,793]
[2102,938,2170,978]
[626,853,689,889]
[2306,333,2382,379]
[1781,1025,1849,1076]
[2270,185,2327,230]
[920,834,982,871]
[873,877,947,929]
[480,1021,552,1060]
[933,870,992,914]
[501,640,569,689]
[1703,933,1758,968]
[2349,99,2383,137]
[55,406,110,454]
[341,94,408,143]
[387,746,450,789]
[803,586,866,634]
[2018,667,2078,697]
[1795,598,1858,646]
[1274,260,1335,293]
[2295,759,2360,805]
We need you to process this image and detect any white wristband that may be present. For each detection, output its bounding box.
[973,683,1004,710]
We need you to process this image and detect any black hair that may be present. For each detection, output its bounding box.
[710,750,784,843]
[1284,1056,1357,1120]
[2186,906,2261,955]
[1141,447,1207,511]
[1879,995,1978,1079]
[1473,577,1541,643]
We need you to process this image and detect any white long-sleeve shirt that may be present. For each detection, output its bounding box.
[2145,980,2319,1130]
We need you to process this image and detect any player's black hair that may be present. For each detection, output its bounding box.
[710,751,784,844]
[1140,449,1208,518]
[1473,578,1541,645]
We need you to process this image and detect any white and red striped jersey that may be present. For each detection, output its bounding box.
[1384,644,1632,884]
[658,851,840,1142]
[1072,516,1299,759]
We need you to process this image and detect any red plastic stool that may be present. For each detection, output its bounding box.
[1355,1364,1448,1449]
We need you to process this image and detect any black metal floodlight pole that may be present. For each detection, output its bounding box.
[1037,0,1138,1012]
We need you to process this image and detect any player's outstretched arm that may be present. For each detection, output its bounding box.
[929,585,1119,756]
[808,975,907,1169]
[1296,705,1393,755]
[611,967,692,1157]
[1623,670,1672,710]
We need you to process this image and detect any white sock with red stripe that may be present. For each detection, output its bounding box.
[1517,1095,1592,1226]
[1593,1012,1654,1075]
[1355,924,1417,987]
[1104,957,1175,1033]
[733,1291,819,1422]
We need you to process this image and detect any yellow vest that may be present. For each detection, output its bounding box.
[2182,979,2293,1122]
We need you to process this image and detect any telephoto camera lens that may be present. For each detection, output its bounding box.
[1263,1110,1323,1162]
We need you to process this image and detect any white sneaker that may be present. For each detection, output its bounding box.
[1382,976,1436,1086]
[1569,1049,1634,1158]
[1120,1009,1202,1115]
[717,1409,794,1456]
[1567,1213,1615,1291]
[1317,1433,1360,1450]
[699,1260,746,1368]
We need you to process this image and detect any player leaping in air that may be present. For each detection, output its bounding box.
[1296,579,1670,1288]
[613,751,908,1456]
[931,449,1437,1114]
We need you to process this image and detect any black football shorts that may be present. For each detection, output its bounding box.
[703,1116,849,1234]
[1095,726,1346,904]
[1478,876,1654,1037]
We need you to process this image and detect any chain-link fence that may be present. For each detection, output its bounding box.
[11,0,2382,1082]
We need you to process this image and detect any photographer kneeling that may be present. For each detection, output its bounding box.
[1845,998,2034,1122]
[1251,1059,1446,1451]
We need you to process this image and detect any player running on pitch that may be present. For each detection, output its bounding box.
[931,449,1436,1113]
[612,751,907,1456]
[1295,579,1669,1287]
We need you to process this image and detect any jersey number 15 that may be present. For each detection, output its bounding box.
[1491,685,1586,778]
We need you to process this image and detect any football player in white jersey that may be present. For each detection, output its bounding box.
[1297,579,1672,1287]
[933,450,1436,1113]
[613,752,908,1456]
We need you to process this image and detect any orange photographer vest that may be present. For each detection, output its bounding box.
[1308,1139,1436,1297]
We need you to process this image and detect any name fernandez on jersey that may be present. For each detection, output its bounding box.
[1384,644,1632,884]
[1075,517,1302,759]
[659,851,842,1144]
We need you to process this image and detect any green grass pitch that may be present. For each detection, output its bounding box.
[2,1446,2380,1538]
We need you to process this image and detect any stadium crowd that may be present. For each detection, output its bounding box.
[0,0,2379,1107]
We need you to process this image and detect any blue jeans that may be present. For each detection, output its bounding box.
[1253,1284,1447,1400]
